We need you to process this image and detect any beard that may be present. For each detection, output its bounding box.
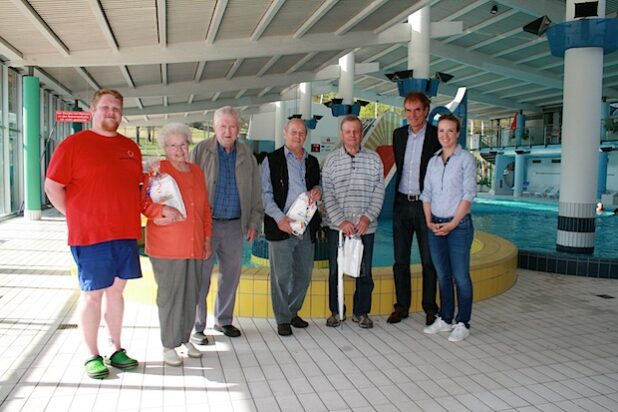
[100,117,120,132]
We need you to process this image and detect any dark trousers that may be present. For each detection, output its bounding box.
[327,229,375,316]
[392,194,438,316]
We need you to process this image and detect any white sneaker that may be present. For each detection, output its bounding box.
[448,322,470,342]
[423,316,453,334]
[163,348,182,366]
[181,342,202,358]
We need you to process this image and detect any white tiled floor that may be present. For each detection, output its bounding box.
[1,210,617,411]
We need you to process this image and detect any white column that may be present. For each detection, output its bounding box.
[274,101,286,149]
[299,82,312,152]
[513,154,526,198]
[338,52,355,105]
[556,0,605,253]
[408,7,430,77]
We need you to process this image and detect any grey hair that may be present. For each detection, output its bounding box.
[213,106,240,126]
[157,123,193,148]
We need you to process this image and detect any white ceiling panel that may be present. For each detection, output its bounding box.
[1,0,617,124]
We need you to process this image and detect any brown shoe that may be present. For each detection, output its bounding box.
[291,316,309,328]
[426,313,437,326]
[387,308,408,324]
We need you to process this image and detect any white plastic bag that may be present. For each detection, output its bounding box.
[339,231,364,278]
[286,192,318,237]
[148,173,187,218]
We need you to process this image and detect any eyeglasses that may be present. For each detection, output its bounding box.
[165,143,188,150]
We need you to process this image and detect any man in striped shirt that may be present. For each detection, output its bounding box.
[322,115,385,329]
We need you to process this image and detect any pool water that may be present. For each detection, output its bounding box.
[472,197,617,259]
[245,197,618,267]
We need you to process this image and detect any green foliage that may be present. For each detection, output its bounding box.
[119,126,211,157]
[475,155,493,187]
[604,116,618,133]
[359,102,403,119]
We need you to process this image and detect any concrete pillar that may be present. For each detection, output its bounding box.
[513,154,526,197]
[299,82,312,152]
[556,0,606,254]
[408,7,430,77]
[493,154,514,196]
[274,101,286,149]
[338,52,355,105]
[514,111,525,147]
[23,75,41,220]
[597,150,609,199]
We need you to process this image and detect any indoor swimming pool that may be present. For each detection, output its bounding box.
[248,196,617,267]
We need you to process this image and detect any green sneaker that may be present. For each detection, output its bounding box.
[104,348,138,370]
[85,355,109,379]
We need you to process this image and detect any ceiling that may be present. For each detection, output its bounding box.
[1,0,618,126]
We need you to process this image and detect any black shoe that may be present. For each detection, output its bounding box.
[190,331,209,345]
[214,324,241,337]
[290,316,309,328]
[387,308,408,324]
[426,313,437,326]
[277,323,292,336]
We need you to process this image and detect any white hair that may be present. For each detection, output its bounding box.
[213,106,240,126]
[157,123,193,148]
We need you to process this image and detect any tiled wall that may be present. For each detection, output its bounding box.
[518,250,618,279]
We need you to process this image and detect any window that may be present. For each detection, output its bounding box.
[7,68,21,213]
[0,64,5,215]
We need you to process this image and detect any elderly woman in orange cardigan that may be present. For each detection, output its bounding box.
[143,123,212,366]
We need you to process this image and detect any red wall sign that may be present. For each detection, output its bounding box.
[55,111,92,123]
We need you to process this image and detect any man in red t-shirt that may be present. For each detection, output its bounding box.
[45,89,143,379]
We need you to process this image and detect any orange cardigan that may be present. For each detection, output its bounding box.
[143,160,212,259]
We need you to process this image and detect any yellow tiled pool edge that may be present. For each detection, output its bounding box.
[124,231,518,318]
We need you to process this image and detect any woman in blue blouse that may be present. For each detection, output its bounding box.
[420,114,476,342]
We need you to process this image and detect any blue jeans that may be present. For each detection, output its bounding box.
[428,214,474,327]
[268,231,315,324]
[327,229,375,316]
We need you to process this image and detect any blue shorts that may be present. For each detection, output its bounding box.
[71,239,142,291]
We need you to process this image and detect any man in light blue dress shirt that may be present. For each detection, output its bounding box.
[390,92,441,326]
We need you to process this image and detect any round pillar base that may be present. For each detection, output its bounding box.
[25,209,42,221]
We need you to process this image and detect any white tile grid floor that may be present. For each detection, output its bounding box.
[0,211,617,412]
